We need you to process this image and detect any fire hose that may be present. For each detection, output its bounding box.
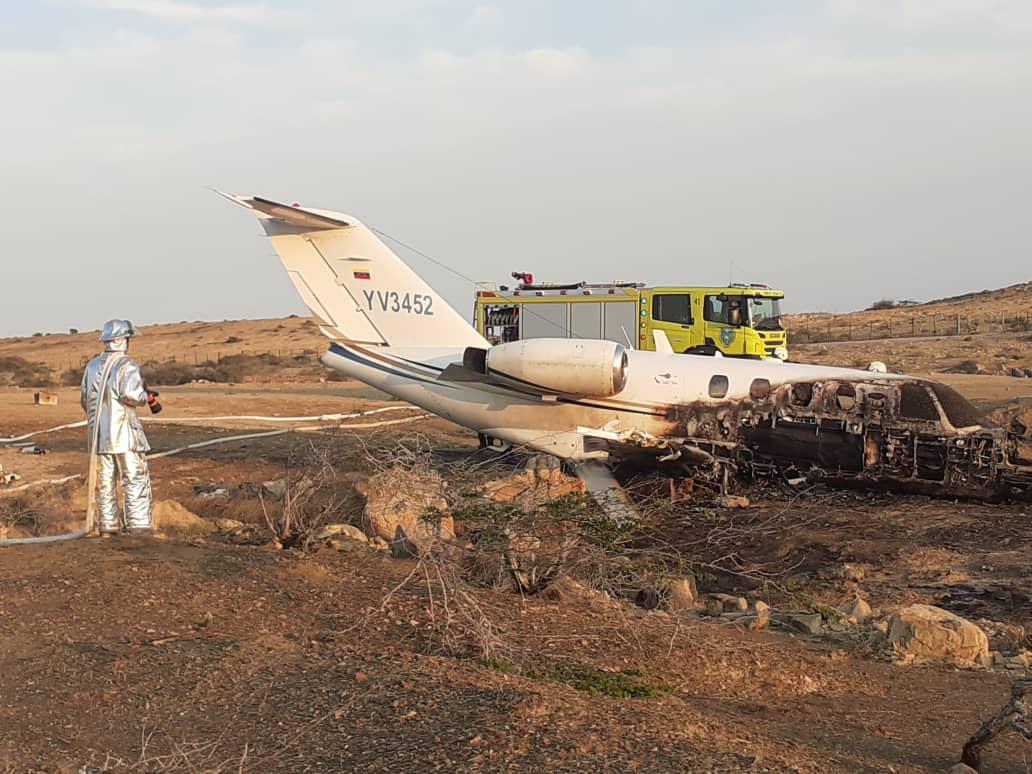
[0,404,430,545]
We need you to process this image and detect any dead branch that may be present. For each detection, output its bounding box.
[961,677,1032,770]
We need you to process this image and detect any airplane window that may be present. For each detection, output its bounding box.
[653,294,693,325]
[790,383,813,406]
[708,374,729,398]
[835,383,856,410]
[749,378,771,400]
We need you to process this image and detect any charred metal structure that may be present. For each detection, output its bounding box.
[664,376,1032,502]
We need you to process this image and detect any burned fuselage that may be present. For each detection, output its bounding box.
[663,375,1032,501]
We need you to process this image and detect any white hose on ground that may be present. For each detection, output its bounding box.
[0,407,432,545]
[0,404,415,445]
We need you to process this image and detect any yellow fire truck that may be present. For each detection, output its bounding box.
[474,273,788,358]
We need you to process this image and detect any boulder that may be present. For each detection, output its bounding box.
[657,575,698,613]
[636,576,699,613]
[1011,368,1027,379]
[214,518,243,532]
[357,466,454,556]
[152,500,215,536]
[886,605,988,666]
[1024,368,1032,378]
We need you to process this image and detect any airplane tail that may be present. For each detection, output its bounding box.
[220,193,487,349]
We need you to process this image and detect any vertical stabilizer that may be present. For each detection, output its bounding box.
[220,193,487,349]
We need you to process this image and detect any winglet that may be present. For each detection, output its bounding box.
[652,330,674,354]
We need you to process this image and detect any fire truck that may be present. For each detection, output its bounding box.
[474,273,788,359]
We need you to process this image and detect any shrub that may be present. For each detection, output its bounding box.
[868,299,897,311]
[0,356,54,388]
[69,328,79,335]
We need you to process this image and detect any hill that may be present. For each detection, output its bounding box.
[784,280,1032,342]
[0,316,330,387]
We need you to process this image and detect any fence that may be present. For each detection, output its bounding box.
[789,311,1032,345]
[57,347,323,375]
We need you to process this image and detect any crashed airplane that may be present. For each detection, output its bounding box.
[222,194,1032,503]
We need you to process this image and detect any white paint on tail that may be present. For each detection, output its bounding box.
[219,193,487,350]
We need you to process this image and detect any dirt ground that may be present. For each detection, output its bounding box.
[2,339,1032,771]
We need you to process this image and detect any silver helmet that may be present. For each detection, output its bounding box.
[99,319,139,342]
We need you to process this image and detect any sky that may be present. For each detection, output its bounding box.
[2,0,1030,337]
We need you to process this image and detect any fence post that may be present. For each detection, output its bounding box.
[911,316,916,337]
[956,314,961,335]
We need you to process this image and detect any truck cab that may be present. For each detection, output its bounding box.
[642,285,786,358]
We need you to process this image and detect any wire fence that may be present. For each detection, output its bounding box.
[789,311,1032,345]
[57,347,323,375]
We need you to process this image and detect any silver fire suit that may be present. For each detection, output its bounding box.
[80,346,153,532]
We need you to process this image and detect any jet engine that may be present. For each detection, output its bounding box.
[463,338,629,397]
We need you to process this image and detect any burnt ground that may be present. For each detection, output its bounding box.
[1,385,1032,772]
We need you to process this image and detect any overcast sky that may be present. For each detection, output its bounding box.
[2,0,1030,337]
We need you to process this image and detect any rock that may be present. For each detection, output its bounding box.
[481,464,586,507]
[357,466,454,556]
[261,479,288,499]
[996,651,1030,671]
[839,597,872,624]
[329,538,369,554]
[947,764,978,774]
[714,494,750,509]
[635,587,662,610]
[152,500,216,535]
[1025,368,1032,378]
[315,523,368,543]
[839,563,867,582]
[1011,368,1027,378]
[886,605,988,666]
[657,575,698,613]
[542,576,618,611]
[703,593,748,615]
[730,601,771,631]
[945,360,985,375]
[389,525,420,559]
[778,612,824,636]
[370,536,389,550]
[214,518,244,532]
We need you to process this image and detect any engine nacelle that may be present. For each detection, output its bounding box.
[465,338,629,397]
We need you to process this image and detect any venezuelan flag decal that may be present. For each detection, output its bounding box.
[353,271,371,280]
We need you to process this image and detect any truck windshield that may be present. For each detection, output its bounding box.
[747,297,783,330]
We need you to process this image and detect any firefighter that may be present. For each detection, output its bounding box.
[80,319,157,535]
